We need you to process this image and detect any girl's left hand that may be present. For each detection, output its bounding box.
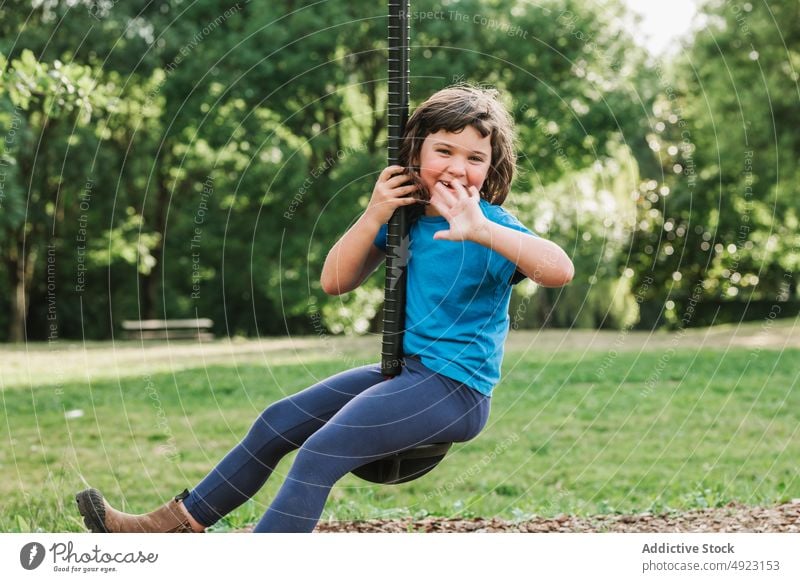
[429,182,490,242]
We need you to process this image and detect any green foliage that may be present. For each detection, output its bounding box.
[4,50,102,121]
[0,0,796,339]
[0,44,120,340]
[0,0,647,338]
[628,0,800,326]
[512,140,642,329]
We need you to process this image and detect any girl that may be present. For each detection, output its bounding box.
[76,85,573,533]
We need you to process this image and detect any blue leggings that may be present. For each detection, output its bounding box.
[182,357,491,532]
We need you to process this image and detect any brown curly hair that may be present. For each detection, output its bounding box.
[398,84,516,205]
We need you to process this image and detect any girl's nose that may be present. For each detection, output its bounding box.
[447,157,466,176]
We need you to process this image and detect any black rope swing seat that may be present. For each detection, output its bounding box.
[349,0,452,485]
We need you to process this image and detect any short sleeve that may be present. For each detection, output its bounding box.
[484,204,537,286]
[373,223,388,252]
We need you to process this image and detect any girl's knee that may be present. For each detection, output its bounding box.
[297,425,342,460]
[246,402,282,436]
[290,446,340,487]
[290,428,357,484]
[243,399,302,446]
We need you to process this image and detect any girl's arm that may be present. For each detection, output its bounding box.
[320,217,385,295]
[320,166,419,295]
[470,223,574,287]
[429,181,574,288]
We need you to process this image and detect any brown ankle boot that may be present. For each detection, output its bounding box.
[76,488,201,533]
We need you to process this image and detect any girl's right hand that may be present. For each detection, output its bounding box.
[364,166,420,226]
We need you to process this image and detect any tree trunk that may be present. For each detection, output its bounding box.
[7,253,27,342]
[536,287,555,329]
[139,171,169,320]
[6,231,37,342]
[138,264,157,320]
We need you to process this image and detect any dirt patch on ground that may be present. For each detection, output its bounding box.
[312,502,800,533]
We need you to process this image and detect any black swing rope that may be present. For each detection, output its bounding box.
[350,0,452,485]
[381,0,411,377]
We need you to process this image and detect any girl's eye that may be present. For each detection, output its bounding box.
[436,149,450,155]
[470,156,485,162]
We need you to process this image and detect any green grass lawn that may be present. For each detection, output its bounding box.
[1,338,798,532]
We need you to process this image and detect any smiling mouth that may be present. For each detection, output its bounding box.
[437,180,461,191]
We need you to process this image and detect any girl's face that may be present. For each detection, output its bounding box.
[414,127,492,214]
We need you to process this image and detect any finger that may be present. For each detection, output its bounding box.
[395,184,421,196]
[385,185,420,202]
[428,194,452,219]
[385,173,416,188]
[390,194,422,208]
[451,181,470,198]
[379,165,406,181]
[467,185,480,198]
[433,182,459,206]
[433,230,452,241]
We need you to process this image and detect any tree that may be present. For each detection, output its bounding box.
[0,0,675,339]
[628,0,800,327]
[0,49,115,341]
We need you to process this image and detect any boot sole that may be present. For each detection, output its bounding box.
[75,489,109,533]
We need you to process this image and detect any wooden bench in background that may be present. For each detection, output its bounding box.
[122,319,214,341]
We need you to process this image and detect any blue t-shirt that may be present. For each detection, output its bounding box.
[374,199,535,396]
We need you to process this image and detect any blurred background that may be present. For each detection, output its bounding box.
[0,0,798,342]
